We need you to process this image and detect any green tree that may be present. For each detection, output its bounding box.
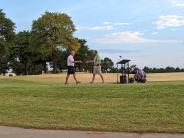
[143,66,150,73]
[175,67,181,72]
[56,50,67,72]
[12,31,32,75]
[0,9,15,74]
[75,39,93,72]
[101,57,114,72]
[165,66,175,72]
[31,11,80,73]
[31,40,51,74]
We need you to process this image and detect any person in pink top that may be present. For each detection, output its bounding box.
[65,51,82,85]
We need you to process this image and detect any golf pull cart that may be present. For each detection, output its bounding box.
[117,59,133,84]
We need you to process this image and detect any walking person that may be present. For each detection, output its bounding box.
[65,51,81,85]
[88,50,104,84]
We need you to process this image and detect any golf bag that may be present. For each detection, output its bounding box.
[134,67,147,83]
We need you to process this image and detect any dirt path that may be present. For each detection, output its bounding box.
[0,126,184,138]
[1,72,184,84]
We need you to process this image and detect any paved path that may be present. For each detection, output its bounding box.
[0,126,184,138]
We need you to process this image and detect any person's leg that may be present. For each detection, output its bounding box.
[90,66,96,83]
[65,74,70,84]
[73,73,80,84]
[71,66,80,84]
[97,66,104,83]
[90,73,96,83]
[99,73,104,83]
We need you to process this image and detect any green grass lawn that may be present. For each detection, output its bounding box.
[0,77,184,133]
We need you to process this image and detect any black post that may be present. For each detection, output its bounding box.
[117,63,119,83]
[127,62,130,83]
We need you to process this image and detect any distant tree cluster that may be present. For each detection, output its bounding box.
[143,66,184,73]
[1,9,183,75]
[0,9,82,75]
[0,9,114,75]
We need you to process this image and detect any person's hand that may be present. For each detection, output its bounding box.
[75,60,83,64]
[77,60,83,63]
[103,61,110,65]
[86,60,93,64]
[85,60,89,64]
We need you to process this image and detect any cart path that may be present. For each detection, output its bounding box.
[0,126,184,138]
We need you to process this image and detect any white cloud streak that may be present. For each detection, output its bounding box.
[99,49,138,54]
[95,31,181,45]
[77,22,131,31]
[170,0,184,7]
[95,32,159,44]
[154,15,184,29]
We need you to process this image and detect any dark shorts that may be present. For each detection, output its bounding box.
[67,66,75,74]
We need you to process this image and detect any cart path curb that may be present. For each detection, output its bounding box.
[0,126,184,138]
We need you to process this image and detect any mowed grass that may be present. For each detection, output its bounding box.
[0,76,184,133]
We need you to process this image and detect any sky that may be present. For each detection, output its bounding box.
[1,0,184,68]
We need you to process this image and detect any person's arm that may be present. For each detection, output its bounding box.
[94,60,101,66]
[74,60,83,63]
[86,60,93,63]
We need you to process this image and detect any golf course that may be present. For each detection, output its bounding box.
[0,73,183,133]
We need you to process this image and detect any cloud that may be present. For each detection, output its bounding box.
[95,32,160,44]
[154,15,184,29]
[95,31,182,45]
[151,32,159,35]
[182,40,184,45]
[99,49,138,54]
[77,22,131,31]
[170,0,184,7]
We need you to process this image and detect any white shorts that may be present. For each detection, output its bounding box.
[93,66,101,74]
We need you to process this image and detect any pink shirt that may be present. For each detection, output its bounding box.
[67,55,74,66]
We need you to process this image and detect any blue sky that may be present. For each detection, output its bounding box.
[1,0,184,68]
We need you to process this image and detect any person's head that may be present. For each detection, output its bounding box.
[130,64,137,74]
[70,51,75,56]
[93,50,98,56]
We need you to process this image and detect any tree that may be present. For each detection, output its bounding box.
[57,50,67,71]
[12,31,32,75]
[101,57,114,72]
[74,39,93,72]
[0,9,15,74]
[31,11,80,73]
[165,66,175,72]
[143,66,150,73]
[175,67,181,72]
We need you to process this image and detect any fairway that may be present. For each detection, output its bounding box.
[0,74,184,133]
[1,72,184,84]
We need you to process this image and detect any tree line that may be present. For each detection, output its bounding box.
[0,9,114,75]
[1,9,183,75]
[143,66,184,73]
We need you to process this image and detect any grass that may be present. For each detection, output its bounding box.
[0,76,184,133]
